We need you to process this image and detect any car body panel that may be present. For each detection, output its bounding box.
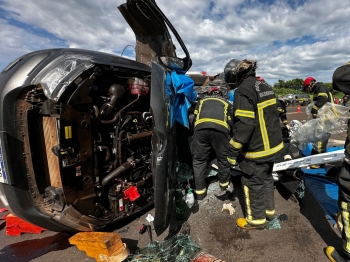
[283,94,296,106]
[295,94,311,105]
[0,0,191,234]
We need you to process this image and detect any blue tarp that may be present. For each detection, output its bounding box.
[301,145,344,226]
[165,70,196,128]
[303,167,339,225]
[301,143,344,156]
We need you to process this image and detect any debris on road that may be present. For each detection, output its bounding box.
[278,214,289,222]
[265,217,281,230]
[5,213,46,236]
[99,243,130,262]
[221,202,235,215]
[192,252,227,262]
[69,232,127,262]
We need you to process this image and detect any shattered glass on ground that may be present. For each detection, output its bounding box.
[125,233,201,262]
[265,217,281,230]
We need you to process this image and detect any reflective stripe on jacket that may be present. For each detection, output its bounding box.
[313,82,334,107]
[194,97,233,135]
[231,75,283,162]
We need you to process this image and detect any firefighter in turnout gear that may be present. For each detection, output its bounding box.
[277,96,288,126]
[325,63,350,262]
[303,77,334,155]
[191,87,233,201]
[224,59,283,230]
[277,95,292,161]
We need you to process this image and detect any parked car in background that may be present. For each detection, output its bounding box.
[283,94,296,106]
[295,94,312,106]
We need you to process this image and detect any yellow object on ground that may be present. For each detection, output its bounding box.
[236,217,266,230]
[69,232,125,262]
[236,217,249,228]
[99,243,130,262]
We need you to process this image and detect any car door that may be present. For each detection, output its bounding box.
[119,0,192,235]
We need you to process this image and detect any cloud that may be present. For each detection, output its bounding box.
[0,0,349,84]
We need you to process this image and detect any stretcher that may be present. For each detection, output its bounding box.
[273,149,345,172]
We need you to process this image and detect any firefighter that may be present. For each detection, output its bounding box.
[191,87,233,201]
[326,63,350,262]
[224,59,283,230]
[276,95,292,161]
[277,95,288,126]
[303,77,334,155]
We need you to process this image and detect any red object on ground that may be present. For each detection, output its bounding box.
[193,252,226,262]
[5,213,46,236]
[296,104,301,113]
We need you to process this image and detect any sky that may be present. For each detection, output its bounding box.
[0,0,350,85]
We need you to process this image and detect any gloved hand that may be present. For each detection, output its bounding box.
[227,156,237,166]
[311,107,318,119]
[228,144,239,166]
[282,120,290,130]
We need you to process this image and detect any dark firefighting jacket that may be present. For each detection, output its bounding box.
[276,98,287,125]
[229,74,283,162]
[193,96,233,136]
[312,82,333,118]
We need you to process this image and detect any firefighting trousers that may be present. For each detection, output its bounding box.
[337,161,350,258]
[191,129,231,194]
[240,160,275,225]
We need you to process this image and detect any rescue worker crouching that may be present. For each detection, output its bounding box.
[224,59,284,230]
[191,87,233,201]
[303,77,333,156]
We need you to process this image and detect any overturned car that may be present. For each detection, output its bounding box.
[0,0,194,235]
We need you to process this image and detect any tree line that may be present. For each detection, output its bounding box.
[271,78,343,99]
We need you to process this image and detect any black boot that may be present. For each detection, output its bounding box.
[216,182,233,201]
[196,190,207,200]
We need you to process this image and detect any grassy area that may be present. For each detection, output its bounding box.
[273,87,344,100]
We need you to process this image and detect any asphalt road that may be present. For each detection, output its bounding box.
[0,105,346,262]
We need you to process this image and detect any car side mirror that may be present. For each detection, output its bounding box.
[159,56,192,71]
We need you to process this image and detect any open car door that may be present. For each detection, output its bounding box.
[119,0,192,235]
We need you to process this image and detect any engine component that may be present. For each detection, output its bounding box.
[100,84,125,117]
[101,161,134,187]
[128,77,149,96]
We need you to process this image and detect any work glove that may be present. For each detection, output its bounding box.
[221,202,235,215]
[227,156,237,166]
[311,107,318,119]
[227,144,239,166]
